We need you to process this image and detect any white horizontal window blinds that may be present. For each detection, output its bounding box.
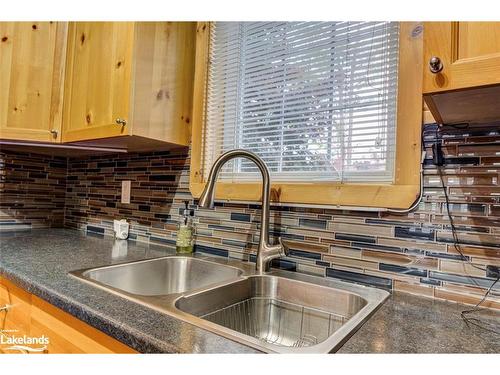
[203,22,400,183]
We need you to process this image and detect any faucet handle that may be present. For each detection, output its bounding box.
[278,238,291,256]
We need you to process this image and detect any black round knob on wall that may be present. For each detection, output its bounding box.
[429,56,444,74]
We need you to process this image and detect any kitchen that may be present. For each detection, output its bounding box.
[1,1,499,373]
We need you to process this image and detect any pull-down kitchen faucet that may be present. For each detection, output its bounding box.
[198,149,289,274]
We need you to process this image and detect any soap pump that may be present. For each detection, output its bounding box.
[176,200,194,254]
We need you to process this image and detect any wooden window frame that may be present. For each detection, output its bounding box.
[189,22,423,209]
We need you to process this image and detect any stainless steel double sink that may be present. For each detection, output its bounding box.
[70,255,389,353]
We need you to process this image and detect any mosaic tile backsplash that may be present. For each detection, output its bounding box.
[0,151,67,230]
[64,149,192,242]
[1,123,500,309]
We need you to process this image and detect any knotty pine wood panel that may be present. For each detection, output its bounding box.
[131,22,195,147]
[0,22,66,142]
[424,22,500,93]
[62,22,134,142]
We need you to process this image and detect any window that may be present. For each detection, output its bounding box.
[203,22,400,183]
[191,22,423,209]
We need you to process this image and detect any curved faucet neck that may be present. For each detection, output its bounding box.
[199,149,272,248]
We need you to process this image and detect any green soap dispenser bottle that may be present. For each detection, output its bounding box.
[176,201,194,254]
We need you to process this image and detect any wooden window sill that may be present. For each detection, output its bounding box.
[190,182,420,210]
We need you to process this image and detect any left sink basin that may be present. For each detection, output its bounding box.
[70,256,244,296]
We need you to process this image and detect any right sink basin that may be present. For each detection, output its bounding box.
[174,274,388,353]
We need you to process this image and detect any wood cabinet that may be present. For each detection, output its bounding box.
[0,22,66,143]
[423,22,500,124]
[61,22,134,143]
[0,276,136,354]
[423,22,500,93]
[0,277,32,353]
[30,296,136,353]
[62,22,196,150]
[0,21,196,152]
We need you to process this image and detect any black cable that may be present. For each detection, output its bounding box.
[437,166,488,273]
[460,275,500,335]
[434,126,486,271]
[434,125,500,335]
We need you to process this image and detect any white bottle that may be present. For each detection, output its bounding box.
[113,219,129,240]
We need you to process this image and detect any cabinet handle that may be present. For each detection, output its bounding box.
[429,56,443,74]
[115,118,127,126]
[50,129,58,138]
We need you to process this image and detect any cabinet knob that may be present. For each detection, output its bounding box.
[0,304,11,312]
[115,118,127,126]
[429,56,443,74]
[50,129,58,138]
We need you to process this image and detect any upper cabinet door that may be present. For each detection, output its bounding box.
[423,22,500,93]
[0,22,66,142]
[62,22,134,142]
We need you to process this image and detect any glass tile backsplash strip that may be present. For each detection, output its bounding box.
[1,123,499,310]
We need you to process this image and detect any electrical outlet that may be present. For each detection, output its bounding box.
[121,180,131,204]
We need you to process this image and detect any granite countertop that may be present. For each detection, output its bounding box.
[0,229,499,353]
